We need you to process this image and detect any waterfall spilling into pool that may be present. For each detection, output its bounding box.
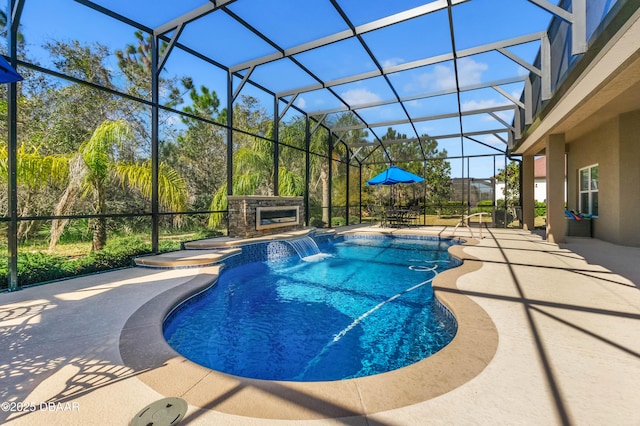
[286,236,331,261]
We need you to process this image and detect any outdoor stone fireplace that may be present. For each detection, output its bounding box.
[227,196,304,238]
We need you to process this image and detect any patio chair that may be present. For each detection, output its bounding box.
[405,206,420,227]
[368,205,386,227]
[385,207,414,227]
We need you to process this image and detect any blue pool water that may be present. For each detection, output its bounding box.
[163,235,461,381]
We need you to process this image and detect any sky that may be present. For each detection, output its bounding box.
[6,0,619,178]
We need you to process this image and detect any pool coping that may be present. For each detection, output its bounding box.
[119,232,499,420]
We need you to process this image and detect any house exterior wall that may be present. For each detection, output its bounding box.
[566,110,640,246]
[512,2,640,247]
[618,110,640,245]
[567,117,618,241]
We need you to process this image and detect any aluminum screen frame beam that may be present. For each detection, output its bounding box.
[300,75,526,117]
[6,0,24,291]
[327,0,428,161]
[276,32,545,99]
[348,128,509,148]
[229,0,470,73]
[331,105,516,133]
[154,0,239,36]
[528,0,587,54]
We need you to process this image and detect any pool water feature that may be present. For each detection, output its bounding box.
[286,236,326,261]
[163,235,461,381]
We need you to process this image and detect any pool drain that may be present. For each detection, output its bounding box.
[130,397,187,426]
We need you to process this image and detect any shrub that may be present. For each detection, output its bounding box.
[535,201,547,217]
[471,200,494,214]
[0,235,158,288]
[309,217,325,228]
[57,218,93,244]
[331,217,346,227]
[493,209,515,227]
[17,252,69,284]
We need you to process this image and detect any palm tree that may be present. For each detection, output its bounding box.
[49,119,188,251]
[208,134,304,228]
[208,105,370,229]
[311,113,367,225]
[208,97,304,228]
[0,146,69,240]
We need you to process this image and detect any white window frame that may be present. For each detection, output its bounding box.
[578,164,598,217]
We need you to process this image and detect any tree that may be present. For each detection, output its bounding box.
[312,113,367,225]
[0,147,69,240]
[49,120,188,251]
[421,137,452,210]
[362,128,451,209]
[31,41,122,155]
[379,128,424,205]
[496,160,520,212]
[115,30,190,148]
[115,30,184,105]
[0,10,25,46]
[208,96,306,228]
[162,84,226,210]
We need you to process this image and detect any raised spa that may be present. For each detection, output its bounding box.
[163,234,461,381]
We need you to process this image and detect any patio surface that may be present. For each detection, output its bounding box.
[1,227,639,425]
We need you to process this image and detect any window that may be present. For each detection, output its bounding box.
[579,165,598,216]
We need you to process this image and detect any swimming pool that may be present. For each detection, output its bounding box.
[163,234,461,381]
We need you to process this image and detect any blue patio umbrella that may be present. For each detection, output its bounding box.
[0,56,23,84]
[366,165,424,185]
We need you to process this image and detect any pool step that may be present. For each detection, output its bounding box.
[134,248,241,269]
[140,227,337,268]
[182,228,321,250]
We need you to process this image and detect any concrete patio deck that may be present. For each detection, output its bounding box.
[1,227,639,425]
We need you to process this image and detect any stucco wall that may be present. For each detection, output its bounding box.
[566,109,640,246]
[567,117,618,241]
[618,110,640,245]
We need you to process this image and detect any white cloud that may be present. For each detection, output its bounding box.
[461,98,514,122]
[461,98,510,112]
[434,64,458,90]
[295,97,306,109]
[382,57,404,68]
[415,63,457,91]
[492,111,513,122]
[479,134,508,147]
[405,58,488,93]
[340,88,382,106]
[457,57,488,86]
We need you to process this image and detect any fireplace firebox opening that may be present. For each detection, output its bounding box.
[256,206,300,230]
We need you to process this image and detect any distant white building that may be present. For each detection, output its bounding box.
[495,157,565,203]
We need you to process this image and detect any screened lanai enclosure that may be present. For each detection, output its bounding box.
[0,0,622,289]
